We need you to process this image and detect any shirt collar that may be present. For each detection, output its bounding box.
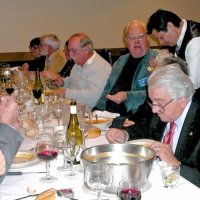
[174,99,192,129]
[176,19,187,48]
[84,50,96,65]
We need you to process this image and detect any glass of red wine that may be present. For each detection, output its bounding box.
[5,81,14,95]
[35,136,58,183]
[118,179,142,200]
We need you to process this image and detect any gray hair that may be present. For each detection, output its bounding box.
[69,33,93,51]
[125,20,147,36]
[40,34,60,50]
[148,64,195,100]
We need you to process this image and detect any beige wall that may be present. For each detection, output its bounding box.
[0,0,199,52]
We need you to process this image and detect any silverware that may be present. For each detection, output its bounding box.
[7,171,46,176]
[14,193,39,200]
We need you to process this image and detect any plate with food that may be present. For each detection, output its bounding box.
[127,139,155,148]
[11,151,39,169]
[85,117,113,130]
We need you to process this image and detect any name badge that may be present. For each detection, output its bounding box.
[138,77,148,87]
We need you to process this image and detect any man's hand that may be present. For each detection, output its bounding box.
[106,91,127,104]
[151,142,181,166]
[106,128,126,143]
[0,96,20,131]
[41,70,64,87]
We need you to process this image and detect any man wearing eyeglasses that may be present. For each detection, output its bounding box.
[92,20,157,117]
[21,37,46,71]
[106,64,200,187]
[43,33,111,110]
[147,9,200,89]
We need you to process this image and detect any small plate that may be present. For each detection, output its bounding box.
[127,139,155,147]
[11,151,39,169]
[85,117,113,130]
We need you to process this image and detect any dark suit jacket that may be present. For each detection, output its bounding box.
[125,90,200,187]
[0,123,24,184]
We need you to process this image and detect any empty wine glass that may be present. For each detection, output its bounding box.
[35,136,58,183]
[85,163,112,200]
[54,129,70,171]
[53,103,63,126]
[64,137,80,177]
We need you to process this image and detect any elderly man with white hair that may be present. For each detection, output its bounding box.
[40,34,66,73]
[106,64,200,187]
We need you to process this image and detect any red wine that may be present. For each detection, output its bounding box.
[32,89,42,99]
[6,88,14,94]
[119,188,141,200]
[37,150,58,161]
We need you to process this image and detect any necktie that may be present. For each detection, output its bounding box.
[163,122,176,145]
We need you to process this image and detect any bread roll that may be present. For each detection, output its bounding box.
[86,127,101,139]
[36,188,56,200]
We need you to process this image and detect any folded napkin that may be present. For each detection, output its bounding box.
[92,110,120,118]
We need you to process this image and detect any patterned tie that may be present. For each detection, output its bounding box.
[163,122,176,145]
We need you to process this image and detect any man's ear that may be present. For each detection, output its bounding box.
[167,22,175,30]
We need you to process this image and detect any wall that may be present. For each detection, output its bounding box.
[0,0,199,52]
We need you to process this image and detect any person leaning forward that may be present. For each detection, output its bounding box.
[92,20,157,117]
[106,64,200,187]
[147,9,200,89]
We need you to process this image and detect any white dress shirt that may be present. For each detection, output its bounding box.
[162,100,192,153]
[176,19,200,89]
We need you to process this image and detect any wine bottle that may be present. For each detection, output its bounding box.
[32,68,44,104]
[66,99,83,164]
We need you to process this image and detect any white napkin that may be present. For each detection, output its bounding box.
[92,110,120,118]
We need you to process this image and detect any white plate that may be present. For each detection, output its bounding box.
[11,151,39,169]
[127,139,155,147]
[85,117,113,130]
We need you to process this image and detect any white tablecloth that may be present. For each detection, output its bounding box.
[0,126,199,200]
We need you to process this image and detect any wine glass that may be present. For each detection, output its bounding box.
[5,80,15,95]
[54,129,70,171]
[85,163,112,200]
[64,137,80,176]
[35,136,58,183]
[118,179,142,200]
[53,103,63,126]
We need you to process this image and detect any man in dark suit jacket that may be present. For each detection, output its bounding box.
[0,96,23,184]
[106,64,200,187]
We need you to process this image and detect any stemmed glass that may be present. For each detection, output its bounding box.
[53,103,63,126]
[5,80,15,95]
[117,179,142,200]
[85,163,112,200]
[54,129,70,171]
[64,137,80,177]
[35,136,58,183]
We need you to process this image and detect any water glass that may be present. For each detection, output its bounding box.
[159,162,180,188]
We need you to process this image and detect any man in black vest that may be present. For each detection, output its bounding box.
[147,9,200,89]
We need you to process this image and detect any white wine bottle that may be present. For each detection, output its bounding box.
[32,68,44,105]
[66,99,83,164]
[66,99,83,145]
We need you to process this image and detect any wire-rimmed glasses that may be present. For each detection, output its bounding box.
[147,99,173,113]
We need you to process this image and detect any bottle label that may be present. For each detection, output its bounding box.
[70,105,77,114]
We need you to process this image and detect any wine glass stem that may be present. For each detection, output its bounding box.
[97,190,101,200]
[70,160,75,176]
[46,162,51,180]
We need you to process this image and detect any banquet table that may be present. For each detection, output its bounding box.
[0,125,199,200]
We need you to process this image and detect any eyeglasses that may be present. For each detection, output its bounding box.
[126,33,147,40]
[147,99,173,113]
[29,45,39,50]
[67,48,82,54]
